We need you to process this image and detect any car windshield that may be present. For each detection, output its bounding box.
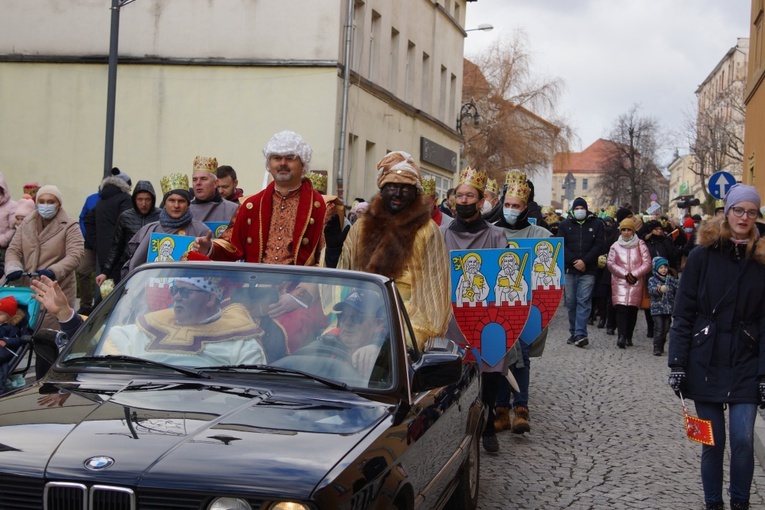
[63,265,394,390]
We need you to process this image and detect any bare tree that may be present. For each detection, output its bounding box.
[461,32,574,182]
[684,76,746,213]
[595,105,664,211]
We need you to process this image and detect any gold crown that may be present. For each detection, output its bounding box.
[160,173,190,196]
[605,205,618,218]
[307,171,328,194]
[458,166,488,192]
[505,170,530,203]
[714,199,725,210]
[193,155,218,174]
[485,178,499,196]
[422,177,437,196]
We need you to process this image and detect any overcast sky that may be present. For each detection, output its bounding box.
[464,0,751,163]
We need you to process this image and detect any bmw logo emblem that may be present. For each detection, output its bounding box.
[84,456,115,471]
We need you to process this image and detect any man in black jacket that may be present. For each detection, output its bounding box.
[95,180,160,286]
[84,172,132,283]
[555,197,605,347]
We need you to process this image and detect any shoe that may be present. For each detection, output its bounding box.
[617,336,626,349]
[587,317,595,326]
[597,318,606,329]
[653,350,662,356]
[511,406,531,434]
[482,434,499,453]
[646,332,654,338]
[566,335,576,345]
[730,499,750,510]
[574,335,589,348]
[494,407,512,431]
[705,502,724,510]
[626,337,633,346]
[606,328,615,335]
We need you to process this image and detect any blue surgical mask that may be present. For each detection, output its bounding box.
[37,204,57,219]
[504,208,521,225]
[573,209,587,221]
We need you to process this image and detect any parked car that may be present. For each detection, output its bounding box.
[0,262,484,510]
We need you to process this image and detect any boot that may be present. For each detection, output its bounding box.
[494,406,512,431]
[511,406,530,434]
[625,336,633,346]
[652,338,663,356]
[730,499,749,510]
[705,502,724,510]
[617,336,626,349]
[597,318,606,329]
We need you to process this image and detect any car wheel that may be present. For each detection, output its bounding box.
[444,433,480,510]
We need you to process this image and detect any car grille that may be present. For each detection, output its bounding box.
[0,476,264,510]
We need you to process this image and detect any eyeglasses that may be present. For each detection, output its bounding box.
[170,286,207,298]
[455,193,478,200]
[730,207,759,220]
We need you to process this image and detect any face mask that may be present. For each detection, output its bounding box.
[455,203,478,220]
[37,204,57,219]
[503,208,521,225]
[481,201,493,215]
[684,228,693,234]
[573,209,587,221]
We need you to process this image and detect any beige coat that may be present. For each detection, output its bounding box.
[5,208,84,328]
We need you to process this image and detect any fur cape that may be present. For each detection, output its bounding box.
[696,215,765,265]
[355,194,432,280]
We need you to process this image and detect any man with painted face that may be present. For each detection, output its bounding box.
[556,196,605,348]
[338,151,451,351]
[441,166,508,453]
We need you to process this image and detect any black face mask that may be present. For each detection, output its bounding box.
[455,203,478,220]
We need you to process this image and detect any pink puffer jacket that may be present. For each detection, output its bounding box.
[607,238,651,307]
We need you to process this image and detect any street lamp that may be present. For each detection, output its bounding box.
[465,23,494,33]
[103,0,137,178]
[457,101,480,135]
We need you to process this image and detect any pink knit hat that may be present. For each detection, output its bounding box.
[14,198,35,219]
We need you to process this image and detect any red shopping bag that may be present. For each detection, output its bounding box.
[681,392,714,446]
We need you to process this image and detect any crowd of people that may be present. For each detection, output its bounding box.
[1,130,764,509]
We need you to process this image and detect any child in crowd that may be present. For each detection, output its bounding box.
[0,296,26,393]
[647,257,677,356]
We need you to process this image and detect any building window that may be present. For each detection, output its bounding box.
[421,170,452,201]
[390,28,400,93]
[582,178,588,190]
[439,65,447,119]
[406,41,415,103]
[449,73,457,124]
[421,52,431,110]
[352,1,365,71]
[369,10,381,80]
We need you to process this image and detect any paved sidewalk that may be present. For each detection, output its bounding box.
[477,305,765,509]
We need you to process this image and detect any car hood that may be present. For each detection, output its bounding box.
[0,378,390,497]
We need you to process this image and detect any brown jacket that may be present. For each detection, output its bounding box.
[5,208,84,328]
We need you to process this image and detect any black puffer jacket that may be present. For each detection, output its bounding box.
[555,211,605,276]
[668,217,765,404]
[101,180,159,282]
[85,176,132,269]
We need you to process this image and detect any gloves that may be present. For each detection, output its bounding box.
[668,367,686,392]
[36,269,56,281]
[625,273,637,285]
[659,285,668,293]
[759,379,765,409]
[5,270,22,282]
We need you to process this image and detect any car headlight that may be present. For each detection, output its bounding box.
[269,503,312,510]
[208,498,252,510]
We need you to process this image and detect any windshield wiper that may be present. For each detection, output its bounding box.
[63,355,210,379]
[196,364,348,391]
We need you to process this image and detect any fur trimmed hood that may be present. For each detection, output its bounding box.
[99,176,131,196]
[696,215,765,265]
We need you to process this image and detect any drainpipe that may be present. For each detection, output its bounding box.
[337,0,354,200]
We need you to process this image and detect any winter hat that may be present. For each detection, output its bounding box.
[724,183,761,216]
[619,218,636,232]
[571,197,588,211]
[36,184,63,206]
[652,256,669,274]
[683,217,695,229]
[616,207,632,224]
[0,296,18,320]
[644,220,662,233]
[14,198,35,219]
[111,167,132,187]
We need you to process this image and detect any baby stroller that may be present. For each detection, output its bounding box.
[0,285,46,394]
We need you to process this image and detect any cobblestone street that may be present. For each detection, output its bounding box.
[477,305,765,510]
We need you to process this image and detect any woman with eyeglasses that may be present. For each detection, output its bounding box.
[606,217,652,349]
[667,184,765,510]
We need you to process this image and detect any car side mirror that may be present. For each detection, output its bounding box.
[32,328,65,365]
[411,338,463,391]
